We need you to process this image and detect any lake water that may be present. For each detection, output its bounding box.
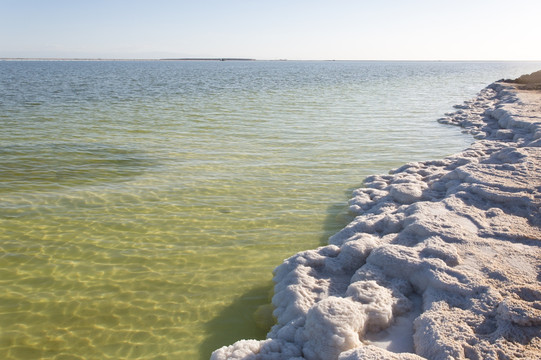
[1,60,540,359]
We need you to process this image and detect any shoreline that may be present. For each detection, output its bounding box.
[212,75,541,359]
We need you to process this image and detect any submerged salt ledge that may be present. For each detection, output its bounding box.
[212,82,541,360]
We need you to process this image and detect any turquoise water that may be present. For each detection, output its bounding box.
[1,60,540,359]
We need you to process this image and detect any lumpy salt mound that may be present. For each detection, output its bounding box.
[212,80,541,359]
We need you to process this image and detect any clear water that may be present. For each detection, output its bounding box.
[1,60,540,359]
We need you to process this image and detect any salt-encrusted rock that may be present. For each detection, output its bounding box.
[211,338,303,360]
[339,346,425,360]
[212,79,541,359]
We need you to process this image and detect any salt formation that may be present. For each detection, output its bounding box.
[212,80,541,359]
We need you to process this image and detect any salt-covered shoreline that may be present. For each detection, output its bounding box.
[212,77,541,359]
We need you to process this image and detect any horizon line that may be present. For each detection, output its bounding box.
[1,57,541,62]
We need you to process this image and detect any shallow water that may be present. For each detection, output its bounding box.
[1,60,540,359]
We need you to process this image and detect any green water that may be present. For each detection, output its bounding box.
[1,60,540,359]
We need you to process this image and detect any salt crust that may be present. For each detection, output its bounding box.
[212,82,541,360]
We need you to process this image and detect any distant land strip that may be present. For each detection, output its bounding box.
[161,58,256,61]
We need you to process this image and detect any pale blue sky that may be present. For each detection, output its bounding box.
[1,0,540,60]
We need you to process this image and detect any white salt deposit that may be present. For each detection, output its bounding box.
[211,81,541,359]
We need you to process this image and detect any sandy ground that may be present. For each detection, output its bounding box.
[212,79,541,360]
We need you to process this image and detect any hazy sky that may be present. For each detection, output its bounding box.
[1,0,540,60]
